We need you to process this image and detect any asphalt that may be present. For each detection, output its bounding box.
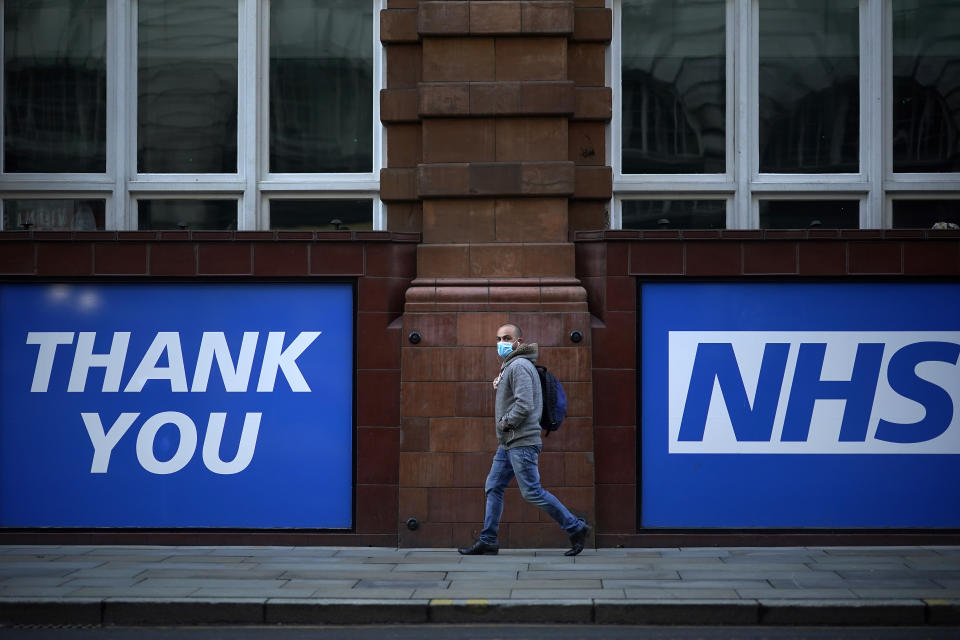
[1,545,959,627]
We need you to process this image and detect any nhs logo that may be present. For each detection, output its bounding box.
[668,332,960,454]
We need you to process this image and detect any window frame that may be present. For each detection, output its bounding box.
[0,0,385,231]
[612,0,960,230]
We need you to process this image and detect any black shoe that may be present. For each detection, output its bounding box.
[564,522,591,556]
[458,540,499,555]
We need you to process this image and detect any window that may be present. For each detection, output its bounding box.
[0,0,383,231]
[613,0,960,230]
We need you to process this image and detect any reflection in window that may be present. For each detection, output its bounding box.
[270,199,373,230]
[270,0,372,173]
[892,200,960,228]
[3,199,105,231]
[759,200,858,229]
[3,0,106,173]
[138,0,238,173]
[893,1,960,173]
[138,200,237,230]
[759,0,859,173]
[621,0,725,174]
[622,200,725,229]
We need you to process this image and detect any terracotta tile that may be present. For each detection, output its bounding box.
[381,167,418,201]
[94,243,147,275]
[523,243,574,277]
[418,83,470,116]
[387,123,422,167]
[399,487,429,520]
[508,312,564,347]
[575,241,605,277]
[358,312,401,370]
[470,243,524,277]
[903,241,960,275]
[418,244,470,278]
[580,276,605,316]
[564,451,595,486]
[386,44,421,89]
[417,1,469,35]
[428,488,484,522]
[592,369,635,426]
[537,451,564,488]
[504,488,544,522]
[429,417,486,452]
[399,452,454,487]
[401,381,457,417]
[150,243,195,276]
[685,241,741,276]
[455,382,495,417]
[522,1,574,34]
[743,241,798,275]
[380,8,418,42]
[567,42,605,86]
[37,243,92,276]
[469,162,523,196]
[798,241,846,276]
[565,381,593,418]
[573,7,612,41]
[592,311,636,369]
[253,243,308,276]
[848,241,903,274]
[606,276,636,311]
[357,428,400,484]
[417,164,471,198]
[574,86,612,120]
[0,242,34,274]
[358,370,401,426]
[537,345,591,382]
[495,37,566,81]
[423,118,495,163]
[453,452,495,487]
[489,285,541,308]
[310,243,364,275]
[403,312,459,346]
[469,81,522,115]
[423,199,496,244]
[401,417,430,451]
[504,522,570,548]
[381,88,419,123]
[399,522,453,547]
[550,486,594,518]
[457,312,510,346]
[573,165,612,199]
[568,121,605,166]
[544,416,592,452]
[594,427,635,484]
[386,202,423,233]
[596,483,636,533]
[519,81,576,115]
[355,485,398,534]
[495,118,568,162]
[358,276,407,313]
[606,241,628,276]
[470,1,522,34]
[366,243,417,278]
[423,37,495,82]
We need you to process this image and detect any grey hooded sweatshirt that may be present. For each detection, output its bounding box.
[495,342,543,449]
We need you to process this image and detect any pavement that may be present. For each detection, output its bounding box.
[1,545,959,627]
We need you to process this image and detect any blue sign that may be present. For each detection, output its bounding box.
[642,283,960,528]
[0,283,354,528]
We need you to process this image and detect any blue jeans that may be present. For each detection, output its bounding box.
[480,445,583,544]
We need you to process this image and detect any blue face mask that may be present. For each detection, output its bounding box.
[497,341,514,358]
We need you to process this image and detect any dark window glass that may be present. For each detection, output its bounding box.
[3,199,105,230]
[138,0,238,173]
[759,200,859,229]
[138,200,237,230]
[892,200,960,229]
[759,0,859,173]
[893,1,960,173]
[270,199,372,230]
[622,199,725,229]
[621,0,725,174]
[3,0,106,173]
[270,1,372,173]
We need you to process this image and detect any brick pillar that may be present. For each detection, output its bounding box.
[382,1,612,548]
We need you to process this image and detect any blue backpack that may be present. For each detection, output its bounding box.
[536,365,567,436]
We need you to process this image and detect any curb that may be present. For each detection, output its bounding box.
[2,597,960,627]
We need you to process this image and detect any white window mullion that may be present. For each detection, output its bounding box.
[107,0,129,230]
[238,0,258,231]
[733,0,754,229]
[861,0,884,228]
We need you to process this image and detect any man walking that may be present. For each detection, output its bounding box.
[458,323,590,556]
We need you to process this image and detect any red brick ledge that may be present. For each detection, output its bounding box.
[0,230,421,242]
[573,229,960,241]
